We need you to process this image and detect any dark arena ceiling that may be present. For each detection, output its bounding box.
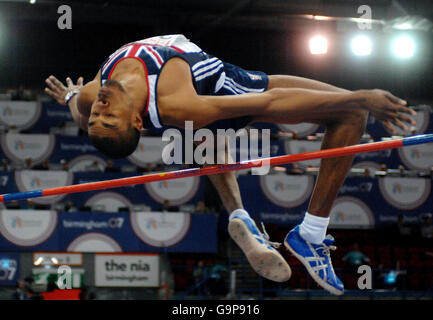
[0,0,432,99]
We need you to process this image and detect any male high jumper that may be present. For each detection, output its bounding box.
[45,35,416,295]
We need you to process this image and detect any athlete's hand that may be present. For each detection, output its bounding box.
[45,75,84,106]
[359,89,417,135]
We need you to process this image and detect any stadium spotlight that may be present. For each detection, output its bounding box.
[309,36,328,55]
[29,0,37,4]
[392,36,415,58]
[351,35,372,56]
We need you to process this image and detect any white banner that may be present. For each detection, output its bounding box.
[259,174,314,208]
[1,133,55,165]
[378,177,431,210]
[127,137,167,166]
[277,123,320,138]
[131,211,191,248]
[384,110,430,136]
[33,252,83,266]
[85,192,133,212]
[329,196,375,229]
[15,170,73,204]
[0,101,42,130]
[94,254,160,287]
[0,210,57,246]
[68,155,107,172]
[67,232,122,252]
[284,140,322,168]
[144,176,200,205]
[398,143,433,170]
[352,161,382,176]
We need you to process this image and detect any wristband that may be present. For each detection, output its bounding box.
[64,90,80,105]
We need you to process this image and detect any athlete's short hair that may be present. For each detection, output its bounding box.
[89,126,140,159]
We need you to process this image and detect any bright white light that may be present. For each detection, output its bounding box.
[29,0,37,4]
[351,35,372,56]
[396,23,412,30]
[393,36,415,58]
[309,36,328,55]
[34,257,43,266]
[50,257,59,264]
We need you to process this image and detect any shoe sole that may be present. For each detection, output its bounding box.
[284,240,343,295]
[228,218,291,282]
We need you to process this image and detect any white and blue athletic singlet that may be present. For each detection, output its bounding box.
[100,34,269,132]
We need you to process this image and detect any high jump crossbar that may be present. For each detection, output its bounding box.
[0,134,432,203]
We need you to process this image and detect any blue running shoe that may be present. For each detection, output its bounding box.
[284,225,344,295]
[228,211,291,282]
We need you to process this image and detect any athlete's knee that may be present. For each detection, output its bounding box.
[341,108,369,133]
[351,109,368,126]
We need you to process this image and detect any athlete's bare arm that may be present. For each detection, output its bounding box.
[157,58,415,130]
[45,71,101,132]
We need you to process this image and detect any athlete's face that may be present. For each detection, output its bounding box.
[88,80,135,137]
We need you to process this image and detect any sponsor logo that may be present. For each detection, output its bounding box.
[0,257,18,283]
[131,211,191,248]
[411,150,420,159]
[335,212,345,222]
[1,134,55,165]
[62,218,124,230]
[15,170,73,205]
[0,101,41,129]
[0,210,57,246]
[398,143,433,170]
[379,215,421,223]
[273,181,299,191]
[60,143,97,153]
[260,174,314,208]
[29,176,61,188]
[94,254,159,287]
[145,218,176,231]
[10,217,42,229]
[14,140,40,150]
[2,107,12,116]
[11,217,22,228]
[259,212,304,224]
[409,149,433,159]
[378,177,431,210]
[329,196,375,229]
[146,219,158,230]
[145,176,200,205]
[340,182,373,193]
[392,183,419,194]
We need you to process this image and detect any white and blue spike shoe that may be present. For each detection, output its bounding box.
[228,211,292,282]
[284,225,344,295]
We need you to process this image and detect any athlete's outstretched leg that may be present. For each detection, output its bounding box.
[201,138,292,282]
[253,74,368,295]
